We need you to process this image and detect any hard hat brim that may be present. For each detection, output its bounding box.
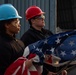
[0,15,22,20]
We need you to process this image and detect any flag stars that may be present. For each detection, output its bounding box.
[60,51,66,57]
[33,45,36,48]
[36,48,40,51]
[39,48,42,52]
[71,50,76,56]
[36,48,42,52]
[69,41,75,46]
[55,38,61,44]
[50,47,55,53]
[65,34,68,36]
[44,39,48,44]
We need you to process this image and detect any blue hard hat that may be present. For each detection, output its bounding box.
[0,4,22,20]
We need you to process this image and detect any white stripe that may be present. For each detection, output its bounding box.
[22,61,26,74]
[12,66,21,75]
[23,46,30,57]
[28,70,31,75]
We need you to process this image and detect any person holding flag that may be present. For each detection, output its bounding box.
[0,4,25,75]
[20,5,68,75]
[0,4,68,75]
[20,5,53,75]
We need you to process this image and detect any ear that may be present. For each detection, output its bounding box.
[31,19,35,24]
[5,24,9,29]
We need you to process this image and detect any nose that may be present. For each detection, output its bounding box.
[18,23,21,27]
[17,21,21,27]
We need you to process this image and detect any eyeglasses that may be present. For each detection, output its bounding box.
[33,15,45,20]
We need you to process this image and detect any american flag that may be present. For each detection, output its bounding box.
[4,57,39,75]
[5,30,76,75]
[23,30,76,63]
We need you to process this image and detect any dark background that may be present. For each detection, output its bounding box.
[57,0,76,29]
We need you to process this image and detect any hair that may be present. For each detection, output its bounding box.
[0,19,15,33]
[28,19,32,26]
[28,15,43,27]
[28,16,38,27]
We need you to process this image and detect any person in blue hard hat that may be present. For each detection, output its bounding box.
[0,4,25,75]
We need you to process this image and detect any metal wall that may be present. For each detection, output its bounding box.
[0,0,56,38]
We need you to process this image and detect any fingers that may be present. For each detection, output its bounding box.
[62,70,67,75]
[47,71,57,75]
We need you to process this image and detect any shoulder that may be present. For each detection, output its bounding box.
[16,39,25,47]
[42,28,53,35]
[21,28,37,39]
[22,29,33,36]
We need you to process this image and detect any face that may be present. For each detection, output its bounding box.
[6,18,21,35]
[32,15,45,28]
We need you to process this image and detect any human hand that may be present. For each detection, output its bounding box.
[47,71,57,75]
[23,46,45,65]
[62,70,67,75]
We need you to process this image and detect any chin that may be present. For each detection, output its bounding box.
[40,25,45,27]
[15,31,20,34]
[41,24,45,27]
